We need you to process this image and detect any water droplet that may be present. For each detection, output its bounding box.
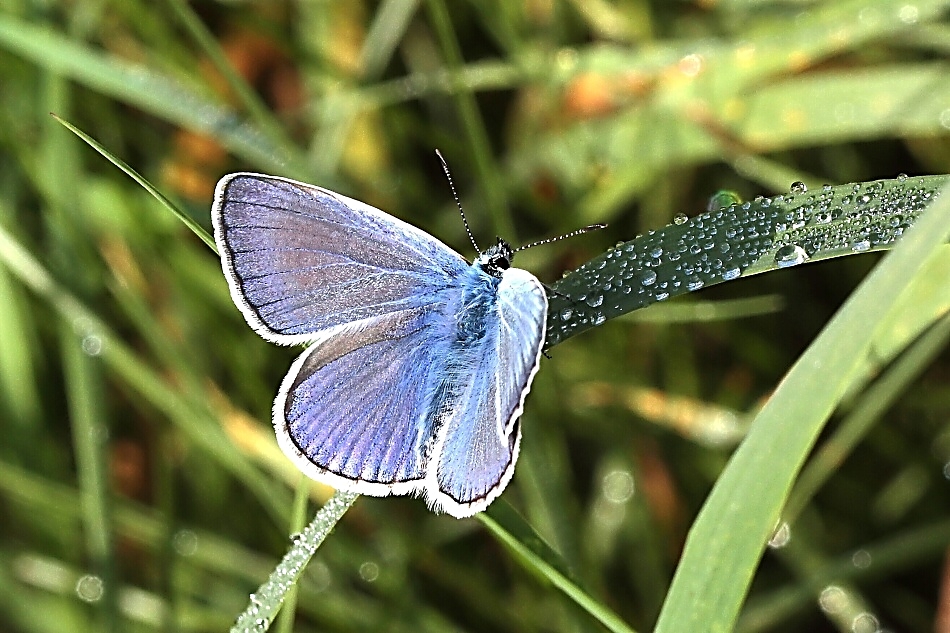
[76,575,104,602]
[722,267,741,281]
[851,549,872,569]
[359,561,380,582]
[896,172,908,182]
[774,244,808,268]
[673,212,688,225]
[173,530,198,556]
[560,307,573,321]
[790,181,808,194]
[586,295,604,308]
[851,238,871,252]
[593,312,606,325]
[640,270,658,286]
[818,585,849,615]
[81,334,103,356]
[768,522,791,548]
[655,291,670,301]
[687,278,705,291]
[602,470,635,503]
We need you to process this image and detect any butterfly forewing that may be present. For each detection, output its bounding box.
[212,173,468,345]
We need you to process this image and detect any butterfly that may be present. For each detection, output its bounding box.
[212,171,547,518]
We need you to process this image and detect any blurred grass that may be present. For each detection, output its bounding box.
[0,2,948,633]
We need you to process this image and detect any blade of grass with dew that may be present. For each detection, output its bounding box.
[546,175,949,348]
[652,183,950,632]
[480,501,637,633]
[230,491,357,633]
[275,476,311,633]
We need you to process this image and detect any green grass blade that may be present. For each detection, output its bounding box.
[51,114,217,251]
[0,14,305,175]
[0,223,290,524]
[480,502,637,633]
[653,182,950,632]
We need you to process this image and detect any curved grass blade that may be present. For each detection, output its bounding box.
[51,114,216,251]
[546,175,948,348]
[480,501,637,633]
[652,182,950,632]
[230,491,357,633]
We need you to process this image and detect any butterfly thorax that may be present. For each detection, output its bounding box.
[475,238,514,279]
[454,245,511,347]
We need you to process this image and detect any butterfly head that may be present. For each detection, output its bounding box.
[477,238,514,278]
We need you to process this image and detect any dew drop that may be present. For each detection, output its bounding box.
[602,470,635,503]
[851,549,872,569]
[774,244,808,268]
[359,561,380,582]
[722,267,741,281]
[789,181,807,194]
[560,307,573,321]
[76,575,105,603]
[851,238,871,252]
[173,529,198,556]
[768,521,791,548]
[586,295,604,308]
[81,334,103,356]
[673,212,688,225]
[640,270,658,286]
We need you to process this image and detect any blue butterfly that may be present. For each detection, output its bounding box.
[212,172,546,518]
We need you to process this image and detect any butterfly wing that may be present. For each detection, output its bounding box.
[212,172,468,345]
[426,267,547,518]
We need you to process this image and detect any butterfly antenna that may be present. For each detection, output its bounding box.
[514,223,607,253]
[435,149,480,254]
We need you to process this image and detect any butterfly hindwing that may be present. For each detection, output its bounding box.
[275,304,453,495]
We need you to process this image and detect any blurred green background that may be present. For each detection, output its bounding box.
[1,1,949,632]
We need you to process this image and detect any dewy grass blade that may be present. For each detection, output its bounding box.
[653,182,950,632]
[547,175,949,348]
[230,491,357,633]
